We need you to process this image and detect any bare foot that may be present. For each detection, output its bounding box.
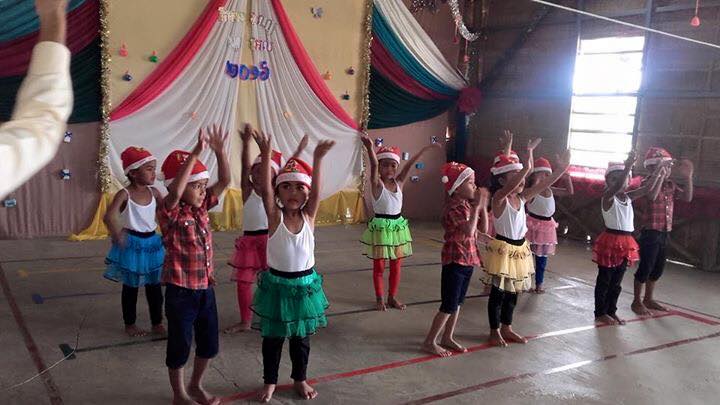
[488,329,508,347]
[125,324,147,337]
[644,299,669,312]
[294,381,318,400]
[258,384,276,403]
[387,296,407,310]
[188,385,219,405]
[223,322,251,334]
[421,342,452,357]
[440,337,467,353]
[376,298,387,312]
[151,324,167,337]
[595,315,617,325]
[610,314,627,325]
[172,394,200,405]
[631,301,652,316]
[500,326,528,344]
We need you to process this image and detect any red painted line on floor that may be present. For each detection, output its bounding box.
[220,312,679,403]
[0,265,63,404]
[669,310,720,326]
[404,330,720,404]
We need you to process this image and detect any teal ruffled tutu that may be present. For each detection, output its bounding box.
[104,232,164,287]
[251,269,329,338]
[360,216,413,260]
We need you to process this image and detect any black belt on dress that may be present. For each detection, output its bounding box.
[605,228,633,236]
[528,211,553,221]
[125,229,156,238]
[244,229,269,236]
[270,268,314,279]
[495,234,526,246]
[375,213,402,219]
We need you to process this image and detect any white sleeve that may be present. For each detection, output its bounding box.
[0,41,73,199]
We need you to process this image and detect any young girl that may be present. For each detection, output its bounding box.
[593,151,665,325]
[252,131,332,402]
[484,135,570,347]
[225,124,307,334]
[103,147,165,337]
[526,157,574,293]
[360,135,440,311]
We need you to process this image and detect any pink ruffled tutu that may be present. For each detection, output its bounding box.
[229,233,268,283]
[526,215,558,256]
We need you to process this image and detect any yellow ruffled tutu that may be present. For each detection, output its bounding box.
[482,238,534,293]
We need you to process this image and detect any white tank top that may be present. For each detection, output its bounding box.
[372,181,403,216]
[494,197,528,240]
[267,212,315,272]
[602,195,634,232]
[527,192,556,217]
[121,187,157,233]
[242,191,268,231]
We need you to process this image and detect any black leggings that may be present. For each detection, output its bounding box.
[594,261,627,318]
[262,336,310,385]
[122,284,163,326]
[487,285,518,329]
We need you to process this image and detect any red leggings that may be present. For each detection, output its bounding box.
[373,258,402,298]
[236,282,253,324]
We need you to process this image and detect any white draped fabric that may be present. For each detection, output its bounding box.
[108,0,246,193]
[374,0,467,91]
[253,0,362,199]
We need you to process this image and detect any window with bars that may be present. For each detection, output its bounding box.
[568,36,645,168]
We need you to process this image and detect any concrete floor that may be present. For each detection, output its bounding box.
[1,222,719,404]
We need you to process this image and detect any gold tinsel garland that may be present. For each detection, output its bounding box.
[358,0,374,196]
[97,0,112,193]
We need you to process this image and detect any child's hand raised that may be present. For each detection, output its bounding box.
[207,124,229,153]
[314,139,336,159]
[191,128,209,157]
[252,129,273,156]
[360,133,373,149]
[556,149,571,169]
[298,134,309,152]
[527,138,542,151]
[625,149,638,168]
[240,123,253,143]
[499,130,513,149]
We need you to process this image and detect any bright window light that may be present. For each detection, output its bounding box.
[568,36,645,168]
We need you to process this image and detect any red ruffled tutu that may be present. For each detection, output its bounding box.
[229,233,268,283]
[592,231,639,268]
[526,215,558,256]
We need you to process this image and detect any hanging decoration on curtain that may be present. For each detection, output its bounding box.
[448,0,481,41]
[368,0,480,129]
[409,0,446,14]
[691,0,701,27]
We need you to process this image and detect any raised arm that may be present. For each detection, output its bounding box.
[471,188,490,235]
[493,138,539,203]
[240,123,253,200]
[360,134,382,198]
[207,124,230,198]
[290,134,309,161]
[252,130,280,229]
[396,143,442,185]
[628,159,664,201]
[103,190,129,245]
[603,150,636,205]
[523,149,571,201]
[305,140,336,222]
[499,129,513,156]
[675,159,695,202]
[165,130,206,210]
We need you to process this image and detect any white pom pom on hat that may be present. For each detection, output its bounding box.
[441,175,449,183]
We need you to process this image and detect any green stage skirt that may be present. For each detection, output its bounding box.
[251,269,328,338]
[360,216,413,260]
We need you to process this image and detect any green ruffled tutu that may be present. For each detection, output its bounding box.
[251,269,329,338]
[360,216,413,260]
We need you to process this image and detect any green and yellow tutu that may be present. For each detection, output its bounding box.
[482,238,534,293]
[251,269,329,338]
[360,216,413,260]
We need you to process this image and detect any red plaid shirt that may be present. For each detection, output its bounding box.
[159,192,219,289]
[640,179,678,232]
[441,197,481,266]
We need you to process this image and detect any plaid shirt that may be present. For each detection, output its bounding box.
[159,191,219,289]
[441,197,481,266]
[640,179,678,232]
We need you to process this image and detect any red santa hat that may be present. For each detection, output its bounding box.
[275,157,313,188]
[441,162,475,196]
[533,157,552,174]
[643,147,673,168]
[493,150,519,165]
[491,154,523,176]
[253,150,283,173]
[376,145,401,164]
[606,161,628,176]
[161,150,210,186]
[121,146,156,174]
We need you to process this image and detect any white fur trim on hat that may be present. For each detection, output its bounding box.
[606,164,627,175]
[493,153,519,164]
[163,170,210,187]
[532,166,552,174]
[377,152,400,163]
[643,157,672,168]
[124,156,156,175]
[276,172,312,187]
[253,155,280,173]
[491,163,523,176]
[448,167,475,196]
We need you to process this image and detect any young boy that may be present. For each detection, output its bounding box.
[632,147,694,315]
[160,124,229,405]
[421,162,489,357]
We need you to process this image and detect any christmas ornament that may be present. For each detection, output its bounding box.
[402,152,410,161]
[691,0,701,26]
[410,175,420,183]
[63,131,73,143]
[448,0,480,41]
[2,198,17,208]
[341,91,351,100]
[322,70,332,80]
[59,169,71,180]
[283,111,293,119]
[149,50,159,63]
[431,136,438,144]
[374,138,384,147]
[346,66,355,75]
[122,70,132,81]
[118,43,128,57]
[415,162,425,169]
[311,7,324,18]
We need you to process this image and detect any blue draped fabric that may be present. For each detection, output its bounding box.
[0,0,86,43]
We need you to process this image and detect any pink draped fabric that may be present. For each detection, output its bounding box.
[270,0,358,130]
[110,0,226,121]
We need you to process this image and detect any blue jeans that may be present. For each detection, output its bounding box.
[165,284,219,369]
[534,255,548,286]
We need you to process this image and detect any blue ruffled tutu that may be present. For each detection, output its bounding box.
[104,231,164,287]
